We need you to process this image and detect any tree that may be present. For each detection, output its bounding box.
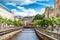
[36,18,50,28]
[0,17,5,23]
[31,22,38,27]
[0,17,4,29]
[6,19,13,25]
[0,17,6,28]
[56,17,60,26]
[48,17,57,31]
[33,14,44,21]
[13,20,23,27]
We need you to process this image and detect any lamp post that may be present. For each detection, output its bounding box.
[56,25,59,39]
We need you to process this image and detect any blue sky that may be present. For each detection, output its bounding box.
[0,0,54,16]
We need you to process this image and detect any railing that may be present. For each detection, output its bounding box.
[36,28,60,40]
[45,30,60,40]
[0,27,23,36]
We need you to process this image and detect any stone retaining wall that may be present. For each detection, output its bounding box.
[35,29,58,40]
[0,29,22,40]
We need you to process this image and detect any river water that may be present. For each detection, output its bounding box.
[10,28,39,40]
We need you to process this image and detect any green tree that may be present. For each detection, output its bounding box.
[56,17,60,26]
[13,20,23,27]
[49,17,57,31]
[6,19,13,25]
[0,17,5,23]
[33,14,44,21]
[36,18,50,28]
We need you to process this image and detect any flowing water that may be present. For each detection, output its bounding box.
[10,28,39,40]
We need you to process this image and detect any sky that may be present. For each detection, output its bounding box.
[0,0,54,17]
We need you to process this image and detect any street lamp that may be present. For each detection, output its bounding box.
[56,25,59,39]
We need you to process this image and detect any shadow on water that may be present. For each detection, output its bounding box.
[8,28,40,40]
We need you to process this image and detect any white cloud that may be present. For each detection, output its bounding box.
[5,0,49,5]
[17,6,27,11]
[17,6,39,16]
[19,0,49,5]
[11,9,29,16]
[6,3,16,6]
[6,2,50,7]
[17,6,25,9]
[22,0,36,4]
[11,7,45,16]
[27,9,37,16]
[18,0,36,5]
[5,0,50,5]
[37,3,50,7]
[39,8,45,14]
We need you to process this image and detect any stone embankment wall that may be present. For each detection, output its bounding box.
[0,29,22,40]
[35,29,58,40]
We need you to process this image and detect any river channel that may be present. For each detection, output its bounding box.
[9,28,39,40]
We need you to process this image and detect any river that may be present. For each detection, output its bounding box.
[10,28,39,40]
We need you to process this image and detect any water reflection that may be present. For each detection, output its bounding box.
[10,28,39,40]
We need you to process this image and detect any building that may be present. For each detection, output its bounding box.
[45,0,60,18]
[14,16,34,25]
[0,4,15,30]
[54,0,60,17]
[14,16,22,21]
[23,16,34,25]
[14,16,25,25]
[45,7,55,18]
[0,4,14,20]
[18,16,34,26]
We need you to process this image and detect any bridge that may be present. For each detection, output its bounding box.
[24,25,34,28]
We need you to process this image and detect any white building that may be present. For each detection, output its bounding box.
[0,4,14,21]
